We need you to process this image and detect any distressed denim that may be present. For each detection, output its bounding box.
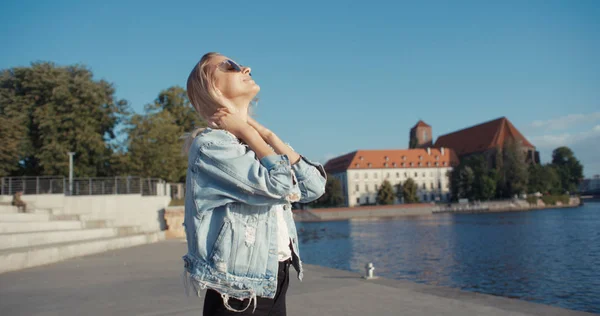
[181,128,326,312]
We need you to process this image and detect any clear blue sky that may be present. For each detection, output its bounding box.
[1,0,599,176]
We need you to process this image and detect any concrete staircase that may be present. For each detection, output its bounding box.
[0,203,164,274]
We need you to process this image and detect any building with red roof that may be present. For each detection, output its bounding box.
[325,148,458,206]
[323,116,536,207]
[434,117,538,166]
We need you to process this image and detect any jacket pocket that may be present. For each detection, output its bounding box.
[209,219,232,273]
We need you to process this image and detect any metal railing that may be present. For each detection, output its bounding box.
[1,176,168,196]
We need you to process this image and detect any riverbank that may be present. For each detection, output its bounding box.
[0,240,592,315]
[293,197,582,222]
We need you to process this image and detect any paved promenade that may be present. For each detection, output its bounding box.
[0,240,593,315]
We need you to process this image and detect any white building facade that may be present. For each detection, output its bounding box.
[325,148,457,207]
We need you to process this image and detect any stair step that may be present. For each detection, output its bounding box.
[115,226,140,236]
[82,219,115,229]
[0,205,19,213]
[0,212,51,222]
[0,206,52,215]
[50,214,81,221]
[0,228,119,250]
[0,221,82,233]
[0,232,165,274]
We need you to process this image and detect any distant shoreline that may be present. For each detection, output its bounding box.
[293,199,582,222]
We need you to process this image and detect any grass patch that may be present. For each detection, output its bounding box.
[169,198,185,206]
[540,195,570,206]
[526,196,538,205]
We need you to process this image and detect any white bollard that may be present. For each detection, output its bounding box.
[363,262,377,280]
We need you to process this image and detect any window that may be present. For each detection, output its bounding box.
[423,131,428,140]
[443,162,447,166]
[402,156,406,160]
[365,173,368,179]
[424,194,428,201]
[386,172,390,178]
[365,184,369,192]
[384,163,388,167]
[435,162,439,167]
[366,196,370,204]
[356,197,360,204]
[368,163,372,168]
[385,156,389,161]
[414,172,418,177]
[431,193,435,201]
[435,156,439,160]
[422,183,426,189]
[409,162,413,167]
[393,162,397,167]
[374,173,378,179]
[427,162,431,167]
[430,183,434,189]
[396,172,400,178]
[359,156,364,160]
[355,163,360,167]
[354,173,359,179]
[404,172,408,178]
[419,156,423,160]
[375,184,378,191]
[418,162,422,167]
[356,184,359,192]
[438,182,442,189]
[401,162,405,167]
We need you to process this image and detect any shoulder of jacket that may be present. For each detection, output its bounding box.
[195,128,241,148]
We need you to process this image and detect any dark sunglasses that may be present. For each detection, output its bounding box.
[217,59,251,76]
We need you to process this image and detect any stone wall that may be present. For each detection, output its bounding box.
[2,194,170,232]
[164,207,185,239]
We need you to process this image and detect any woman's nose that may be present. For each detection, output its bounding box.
[243,66,252,76]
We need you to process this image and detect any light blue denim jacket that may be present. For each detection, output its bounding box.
[182,128,326,312]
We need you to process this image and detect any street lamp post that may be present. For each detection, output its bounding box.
[68,152,75,196]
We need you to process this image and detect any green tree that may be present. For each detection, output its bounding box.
[402,178,419,203]
[147,86,204,132]
[0,85,25,176]
[376,180,395,205]
[551,146,583,193]
[395,183,403,203]
[310,174,344,208]
[498,139,529,197]
[528,164,561,194]
[125,86,206,182]
[126,111,186,182]
[477,170,497,200]
[450,154,497,201]
[0,62,129,177]
[450,163,475,200]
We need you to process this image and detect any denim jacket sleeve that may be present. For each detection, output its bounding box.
[290,156,327,203]
[194,137,301,206]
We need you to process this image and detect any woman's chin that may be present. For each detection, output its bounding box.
[249,83,260,95]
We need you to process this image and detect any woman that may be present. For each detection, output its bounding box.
[182,52,327,315]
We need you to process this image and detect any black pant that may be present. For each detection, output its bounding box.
[203,260,291,316]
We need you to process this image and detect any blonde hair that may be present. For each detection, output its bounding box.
[183,52,258,154]
[183,52,232,154]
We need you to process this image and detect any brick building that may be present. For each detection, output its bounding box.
[434,117,539,166]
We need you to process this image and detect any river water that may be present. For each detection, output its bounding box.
[296,202,600,313]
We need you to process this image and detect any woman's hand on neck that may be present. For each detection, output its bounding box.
[227,95,253,123]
